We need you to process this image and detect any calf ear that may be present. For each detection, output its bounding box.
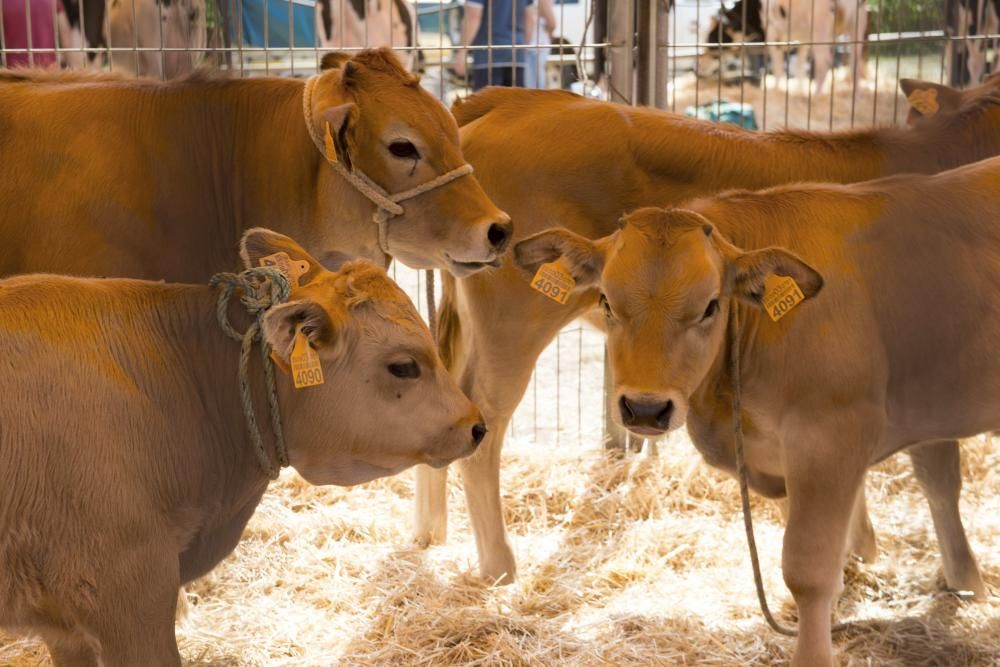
[728,247,823,307]
[240,228,325,287]
[899,79,963,125]
[262,300,339,372]
[321,102,358,170]
[320,52,352,71]
[513,228,608,289]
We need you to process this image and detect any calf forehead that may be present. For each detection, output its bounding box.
[605,224,720,306]
[307,265,429,338]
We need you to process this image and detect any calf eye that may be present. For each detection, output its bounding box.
[388,141,420,160]
[701,298,720,321]
[387,360,421,379]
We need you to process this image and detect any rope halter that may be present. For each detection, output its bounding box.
[302,74,474,257]
[210,267,292,480]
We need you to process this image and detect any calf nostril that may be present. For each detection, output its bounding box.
[619,395,635,423]
[487,221,511,251]
[656,400,674,428]
[471,422,488,445]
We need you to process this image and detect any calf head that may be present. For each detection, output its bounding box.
[901,72,1000,127]
[308,49,511,277]
[242,228,486,486]
[515,208,822,438]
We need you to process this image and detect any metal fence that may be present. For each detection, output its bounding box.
[2,0,998,448]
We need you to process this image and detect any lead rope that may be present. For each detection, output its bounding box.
[210,267,291,480]
[301,74,474,258]
[425,270,437,341]
[731,305,850,637]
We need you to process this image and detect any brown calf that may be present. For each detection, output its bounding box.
[514,155,1000,666]
[0,48,510,282]
[418,74,1000,583]
[0,229,484,666]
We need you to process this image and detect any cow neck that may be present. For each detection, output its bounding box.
[888,103,1000,174]
[210,268,292,480]
[301,74,473,260]
[220,81,322,253]
[161,285,282,508]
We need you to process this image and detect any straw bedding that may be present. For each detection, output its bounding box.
[2,430,997,666]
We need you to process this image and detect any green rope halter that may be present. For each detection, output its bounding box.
[209,267,291,480]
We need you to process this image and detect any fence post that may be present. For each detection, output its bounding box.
[653,0,669,109]
[607,0,635,103]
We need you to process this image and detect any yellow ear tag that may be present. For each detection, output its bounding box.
[259,252,310,287]
[530,260,575,305]
[907,88,939,116]
[762,274,805,322]
[290,328,324,389]
[323,121,339,163]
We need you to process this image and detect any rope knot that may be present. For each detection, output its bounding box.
[209,266,292,480]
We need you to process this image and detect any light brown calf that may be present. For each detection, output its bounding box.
[418,75,1000,583]
[0,229,484,666]
[0,48,510,282]
[514,156,1000,666]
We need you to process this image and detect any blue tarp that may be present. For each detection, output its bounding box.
[232,0,316,48]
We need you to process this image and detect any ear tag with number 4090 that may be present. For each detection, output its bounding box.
[531,260,575,305]
[290,328,324,389]
[762,274,805,322]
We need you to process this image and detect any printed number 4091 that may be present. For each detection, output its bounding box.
[534,278,567,301]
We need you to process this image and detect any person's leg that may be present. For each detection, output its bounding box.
[524,49,538,88]
[512,66,526,87]
[471,68,490,91]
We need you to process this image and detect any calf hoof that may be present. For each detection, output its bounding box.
[413,517,448,548]
[480,554,517,585]
[944,567,988,600]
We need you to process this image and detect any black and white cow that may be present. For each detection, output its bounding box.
[947,0,1000,85]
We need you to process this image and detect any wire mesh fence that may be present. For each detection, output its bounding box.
[1,0,997,449]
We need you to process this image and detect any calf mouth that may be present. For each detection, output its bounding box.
[446,255,502,277]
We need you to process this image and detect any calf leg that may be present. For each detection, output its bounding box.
[415,269,586,582]
[908,439,986,598]
[779,487,878,564]
[457,416,517,583]
[782,419,869,667]
[84,548,182,666]
[811,45,833,95]
[46,633,99,667]
[847,483,878,563]
[414,464,450,546]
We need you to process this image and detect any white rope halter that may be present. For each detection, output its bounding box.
[302,74,474,257]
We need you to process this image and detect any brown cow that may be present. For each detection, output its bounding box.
[513,155,1000,666]
[0,48,510,282]
[0,228,485,666]
[416,74,1000,584]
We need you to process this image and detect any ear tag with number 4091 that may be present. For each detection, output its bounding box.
[531,260,575,305]
[290,328,324,389]
[762,274,805,322]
